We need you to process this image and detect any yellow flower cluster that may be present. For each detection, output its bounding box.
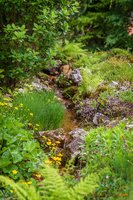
[12,169,18,175]
[20,181,32,185]
[46,139,61,150]
[44,138,63,165]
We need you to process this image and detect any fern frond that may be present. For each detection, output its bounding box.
[40,165,70,200]
[0,175,40,200]
[0,175,27,200]
[70,173,99,200]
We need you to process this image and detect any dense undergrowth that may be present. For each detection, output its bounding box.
[0,0,133,199]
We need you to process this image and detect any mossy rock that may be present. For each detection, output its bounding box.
[37,72,49,81]
[91,84,110,98]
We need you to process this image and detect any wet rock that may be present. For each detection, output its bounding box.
[69,69,82,85]
[93,112,109,125]
[67,128,87,158]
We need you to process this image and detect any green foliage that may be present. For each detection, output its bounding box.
[0,0,79,85]
[83,49,133,83]
[84,123,133,198]
[13,91,65,130]
[0,112,45,179]
[79,67,102,95]
[72,0,133,49]
[0,165,99,200]
[119,90,133,102]
[55,41,91,68]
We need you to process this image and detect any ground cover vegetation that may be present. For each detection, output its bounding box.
[0,0,133,199]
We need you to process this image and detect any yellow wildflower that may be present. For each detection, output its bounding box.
[46,141,52,146]
[56,141,61,144]
[12,170,18,175]
[29,112,33,116]
[35,174,41,178]
[0,102,5,106]
[27,181,32,185]
[35,124,40,127]
[52,156,61,161]
[10,190,13,193]
[58,153,63,157]
[52,147,56,150]
[34,127,38,131]
[45,159,52,165]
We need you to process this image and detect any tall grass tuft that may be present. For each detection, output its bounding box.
[13,91,65,130]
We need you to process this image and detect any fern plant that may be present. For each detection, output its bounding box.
[0,165,99,200]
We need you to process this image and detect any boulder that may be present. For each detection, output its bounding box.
[93,112,109,125]
[69,69,82,85]
[67,128,87,158]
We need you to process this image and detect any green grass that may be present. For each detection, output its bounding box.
[13,91,65,130]
[119,90,133,103]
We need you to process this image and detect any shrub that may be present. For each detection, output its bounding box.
[0,0,79,85]
[13,91,65,130]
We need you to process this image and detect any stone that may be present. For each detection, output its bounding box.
[67,128,87,158]
[68,128,87,139]
[39,128,65,144]
[69,69,82,85]
[93,112,109,125]
[18,88,25,93]
[31,78,49,91]
[109,81,118,87]
[60,64,72,78]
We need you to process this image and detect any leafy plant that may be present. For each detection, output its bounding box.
[13,91,65,130]
[0,165,99,200]
[55,41,94,70]
[0,0,79,85]
[0,113,45,179]
[79,67,102,95]
[83,123,133,198]
[71,0,133,49]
